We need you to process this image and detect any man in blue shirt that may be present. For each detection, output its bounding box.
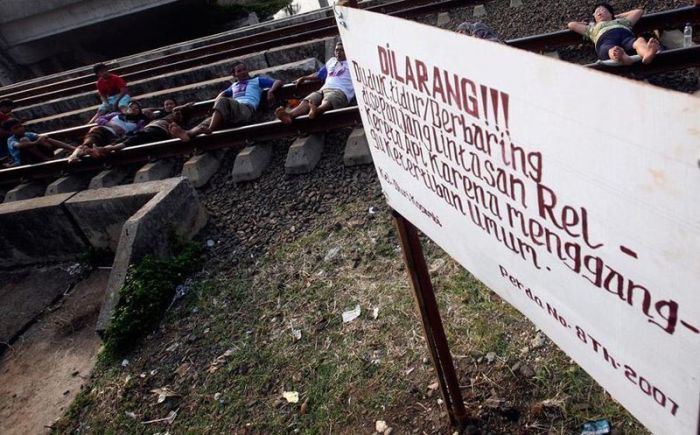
[170,62,282,141]
[2,118,75,166]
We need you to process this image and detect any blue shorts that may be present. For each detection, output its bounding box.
[596,28,637,60]
[99,94,131,113]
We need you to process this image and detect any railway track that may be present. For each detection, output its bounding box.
[0,3,698,190]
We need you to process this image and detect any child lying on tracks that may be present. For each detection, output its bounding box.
[67,101,148,163]
[274,41,354,124]
[2,118,75,166]
[567,3,660,65]
[99,99,196,154]
[169,61,282,141]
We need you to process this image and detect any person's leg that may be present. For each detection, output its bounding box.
[632,37,659,64]
[276,92,321,124]
[309,89,347,119]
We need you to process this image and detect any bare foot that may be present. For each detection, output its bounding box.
[169,124,191,142]
[308,101,319,120]
[275,107,293,125]
[642,38,660,64]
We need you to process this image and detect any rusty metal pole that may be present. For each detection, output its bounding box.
[392,210,468,429]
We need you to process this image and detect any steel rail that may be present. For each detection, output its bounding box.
[1,0,467,104]
[507,5,700,52]
[0,106,362,185]
[586,45,700,75]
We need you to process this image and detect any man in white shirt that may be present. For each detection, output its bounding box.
[275,42,354,124]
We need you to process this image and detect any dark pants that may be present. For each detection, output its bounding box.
[596,28,637,60]
[122,127,170,147]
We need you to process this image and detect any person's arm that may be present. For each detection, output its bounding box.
[44,137,76,151]
[112,86,128,111]
[617,9,643,25]
[267,79,283,104]
[567,21,589,35]
[294,71,321,85]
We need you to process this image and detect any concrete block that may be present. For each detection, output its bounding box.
[265,39,330,70]
[4,183,45,203]
[473,4,487,18]
[182,151,224,188]
[134,159,178,183]
[436,12,450,27]
[510,0,523,7]
[232,145,272,182]
[0,192,87,267]
[285,134,325,174]
[661,30,685,50]
[95,178,207,333]
[344,129,373,166]
[45,175,89,195]
[543,51,561,60]
[89,168,129,189]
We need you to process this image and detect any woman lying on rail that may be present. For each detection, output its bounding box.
[67,101,148,163]
[567,3,660,65]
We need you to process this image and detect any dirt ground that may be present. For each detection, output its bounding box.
[0,270,108,435]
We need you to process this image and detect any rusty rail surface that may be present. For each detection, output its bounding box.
[1,0,470,104]
[0,106,361,186]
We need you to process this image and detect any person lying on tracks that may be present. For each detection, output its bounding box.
[67,101,148,163]
[567,3,660,65]
[98,98,196,154]
[89,63,131,123]
[275,41,354,124]
[455,21,502,42]
[2,118,75,166]
[169,62,282,141]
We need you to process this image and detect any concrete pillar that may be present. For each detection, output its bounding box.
[3,182,45,203]
[134,160,178,183]
[232,145,272,182]
[344,129,373,166]
[182,152,224,188]
[436,12,450,27]
[89,168,129,189]
[473,4,487,18]
[285,134,325,174]
[45,175,88,195]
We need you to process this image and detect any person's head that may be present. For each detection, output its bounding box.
[125,101,141,116]
[0,99,14,114]
[163,98,177,112]
[593,3,614,22]
[455,21,501,43]
[2,118,24,136]
[93,63,110,79]
[231,62,249,81]
[335,42,346,61]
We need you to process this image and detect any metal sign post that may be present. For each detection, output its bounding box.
[392,209,469,429]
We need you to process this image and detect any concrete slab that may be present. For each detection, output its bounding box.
[474,4,487,18]
[343,129,373,166]
[436,12,450,27]
[0,264,77,345]
[95,178,207,333]
[232,145,272,182]
[0,192,87,267]
[543,51,561,60]
[89,168,129,189]
[3,182,45,203]
[182,151,224,188]
[510,0,523,7]
[661,30,686,50]
[134,160,178,183]
[45,175,89,195]
[285,133,325,175]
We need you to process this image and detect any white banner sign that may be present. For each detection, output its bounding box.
[336,6,700,434]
